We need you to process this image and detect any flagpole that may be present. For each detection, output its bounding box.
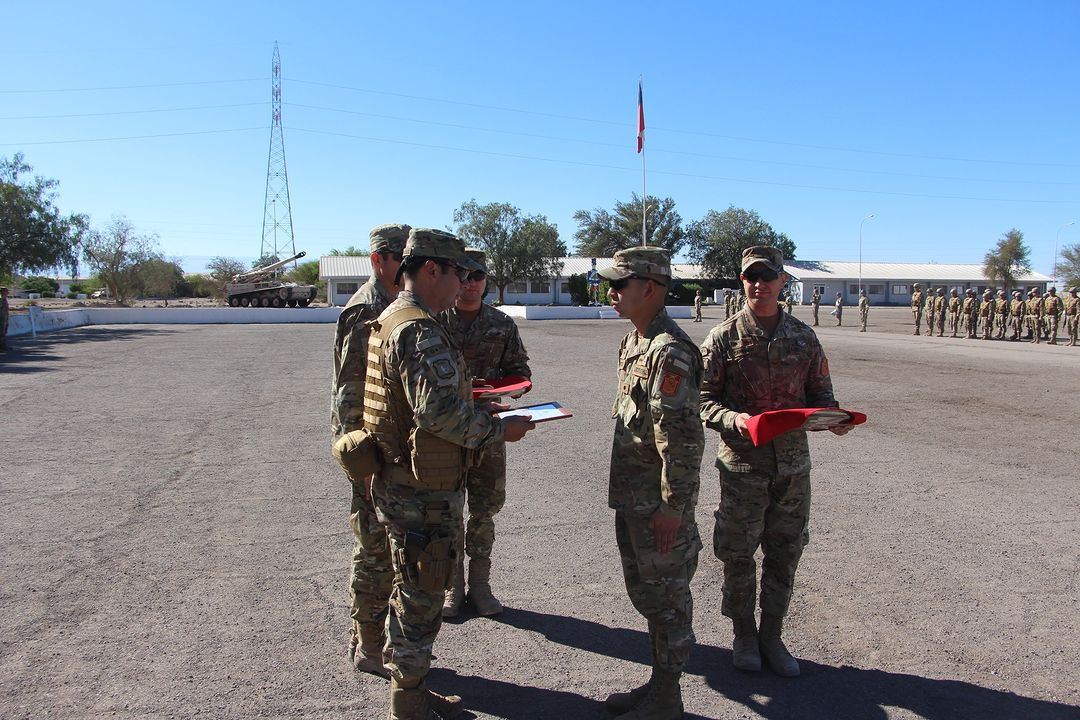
[640,76,647,247]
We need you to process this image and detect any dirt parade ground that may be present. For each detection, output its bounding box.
[1,306,1078,719]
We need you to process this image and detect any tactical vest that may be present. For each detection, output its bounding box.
[364,306,467,491]
[1044,297,1061,316]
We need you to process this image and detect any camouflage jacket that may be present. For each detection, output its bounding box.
[1010,299,1026,317]
[811,294,820,307]
[911,291,923,310]
[979,299,993,318]
[1027,298,1044,318]
[331,277,394,437]
[376,290,504,452]
[933,296,945,314]
[859,297,869,311]
[962,297,977,316]
[441,304,531,382]
[996,298,1009,317]
[700,310,838,475]
[949,297,961,314]
[1043,295,1064,316]
[608,309,704,519]
[1065,296,1079,316]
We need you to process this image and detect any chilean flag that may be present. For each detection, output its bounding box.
[636,80,645,153]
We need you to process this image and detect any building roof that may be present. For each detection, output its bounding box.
[786,260,1052,283]
[320,255,373,278]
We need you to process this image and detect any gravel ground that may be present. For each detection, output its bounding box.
[1,307,1077,720]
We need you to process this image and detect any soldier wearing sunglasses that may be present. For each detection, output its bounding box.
[700,245,854,679]
[440,249,532,619]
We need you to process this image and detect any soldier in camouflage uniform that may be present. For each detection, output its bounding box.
[600,247,704,720]
[910,283,923,334]
[933,288,946,336]
[1066,287,1079,346]
[331,223,409,675]
[995,290,1009,339]
[924,287,936,336]
[858,290,869,332]
[1008,291,1025,341]
[811,290,820,326]
[962,289,978,338]
[693,289,704,322]
[440,249,531,618]
[1027,289,1044,343]
[1043,287,1065,344]
[784,292,794,315]
[979,290,994,340]
[947,289,961,337]
[700,246,854,679]
[364,229,535,719]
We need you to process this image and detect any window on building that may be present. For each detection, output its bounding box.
[849,284,860,294]
[892,284,909,294]
[868,284,884,295]
[336,282,358,296]
[507,280,528,294]
[813,284,826,296]
[530,278,550,294]
[559,280,571,296]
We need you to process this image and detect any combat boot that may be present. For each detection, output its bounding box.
[441,556,465,618]
[428,689,462,718]
[731,616,761,672]
[467,557,503,616]
[388,677,443,720]
[618,669,683,720]
[605,668,654,714]
[352,622,389,677]
[759,613,800,677]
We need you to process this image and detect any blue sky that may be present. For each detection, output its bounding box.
[3,1,1078,277]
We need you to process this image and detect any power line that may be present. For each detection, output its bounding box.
[0,102,267,121]
[0,127,265,146]
[286,125,1080,205]
[0,78,268,94]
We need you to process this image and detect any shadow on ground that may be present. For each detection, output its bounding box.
[426,607,1078,720]
[0,327,177,373]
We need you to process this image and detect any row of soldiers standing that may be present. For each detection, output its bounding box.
[910,283,1079,344]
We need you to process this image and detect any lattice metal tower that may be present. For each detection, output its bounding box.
[260,41,296,263]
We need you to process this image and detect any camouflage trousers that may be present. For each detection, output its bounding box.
[349,481,394,636]
[912,308,922,333]
[1045,315,1061,343]
[1027,315,1041,341]
[859,308,868,331]
[996,314,1007,339]
[949,312,961,337]
[1009,315,1023,340]
[713,470,810,620]
[464,441,507,560]
[812,306,819,325]
[964,313,978,338]
[615,510,701,674]
[925,309,935,335]
[1068,315,1079,344]
[372,467,464,682]
[981,315,993,339]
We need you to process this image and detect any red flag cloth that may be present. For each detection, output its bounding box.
[471,375,532,400]
[744,407,867,447]
[637,81,645,153]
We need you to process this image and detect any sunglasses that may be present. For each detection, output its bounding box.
[609,276,649,292]
[742,267,779,283]
[465,270,487,283]
[435,261,470,283]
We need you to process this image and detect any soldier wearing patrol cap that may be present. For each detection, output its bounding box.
[1043,286,1065,344]
[910,283,924,335]
[1065,287,1079,346]
[440,249,532,619]
[700,246,854,680]
[1027,288,1044,343]
[601,246,705,719]
[980,290,995,340]
[363,228,536,719]
[948,288,962,337]
[331,223,409,675]
[1009,290,1026,341]
[962,289,978,338]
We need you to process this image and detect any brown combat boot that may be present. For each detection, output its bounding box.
[759,613,800,677]
[441,556,465,618]
[467,557,503,616]
[389,677,443,720]
[352,622,389,678]
[605,668,654,714]
[731,616,761,672]
[618,669,683,720]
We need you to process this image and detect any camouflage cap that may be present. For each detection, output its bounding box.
[739,245,784,274]
[912,282,922,289]
[401,228,481,270]
[598,246,671,285]
[464,247,488,274]
[369,223,411,254]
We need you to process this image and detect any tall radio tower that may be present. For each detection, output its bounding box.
[260,41,296,263]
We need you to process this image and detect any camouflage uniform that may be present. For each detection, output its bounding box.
[1043,290,1065,344]
[700,281,838,624]
[910,285,923,334]
[1027,290,1043,343]
[364,231,496,692]
[934,289,946,336]
[442,303,530,563]
[947,290,961,337]
[924,289,936,336]
[785,295,794,315]
[331,224,409,667]
[858,293,869,332]
[694,291,703,322]
[1009,292,1025,340]
[995,293,1009,339]
[811,291,820,326]
[1065,289,1079,346]
[962,291,978,338]
[979,291,994,339]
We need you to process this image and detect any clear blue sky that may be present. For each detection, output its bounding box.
[3,0,1078,277]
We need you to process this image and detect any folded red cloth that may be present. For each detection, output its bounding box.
[744,407,867,447]
[471,375,532,399]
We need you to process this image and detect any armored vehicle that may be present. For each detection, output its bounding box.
[224,251,318,307]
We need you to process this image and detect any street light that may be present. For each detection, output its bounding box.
[1054,220,1075,289]
[859,213,875,295]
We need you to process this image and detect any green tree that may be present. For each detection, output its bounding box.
[572,194,685,256]
[328,246,367,256]
[1058,243,1080,289]
[453,200,566,303]
[252,253,285,277]
[983,228,1031,294]
[133,257,184,300]
[20,276,59,294]
[207,257,247,283]
[1,153,89,278]
[685,206,797,279]
[286,259,320,285]
[82,215,162,304]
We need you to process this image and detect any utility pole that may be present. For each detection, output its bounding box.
[260,41,297,266]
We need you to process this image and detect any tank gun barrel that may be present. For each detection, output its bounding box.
[232,251,307,281]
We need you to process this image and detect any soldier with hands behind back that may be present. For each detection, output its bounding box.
[601,247,705,720]
[700,246,855,679]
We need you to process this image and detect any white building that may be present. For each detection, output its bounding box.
[320,255,710,307]
[785,261,1052,306]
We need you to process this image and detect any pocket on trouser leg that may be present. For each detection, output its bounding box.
[414,537,454,593]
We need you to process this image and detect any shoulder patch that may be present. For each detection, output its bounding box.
[660,372,683,396]
[820,357,830,377]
